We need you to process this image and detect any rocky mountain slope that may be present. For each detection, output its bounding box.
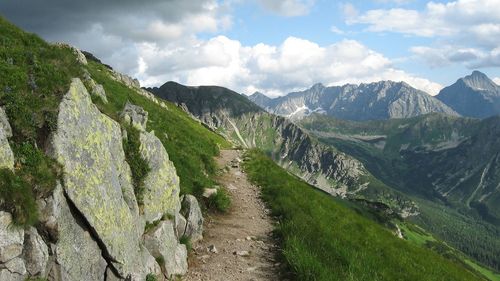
[436,71,500,118]
[300,113,500,270]
[148,82,419,216]
[249,81,457,120]
[0,18,227,281]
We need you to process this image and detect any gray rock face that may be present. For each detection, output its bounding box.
[180,195,203,243]
[175,213,187,239]
[42,184,107,281]
[91,83,108,104]
[143,220,187,278]
[0,107,14,170]
[49,78,146,278]
[121,102,148,131]
[0,257,26,281]
[22,227,49,276]
[0,212,24,263]
[436,71,500,118]
[139,130,180,223]
[249,81,458,121]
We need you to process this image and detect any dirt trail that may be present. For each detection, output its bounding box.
[183,150,281,281]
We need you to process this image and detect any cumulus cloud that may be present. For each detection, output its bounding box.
[257,0,315,17]
[134,36,442,96]
[411,46,500,68]
[330,25,345,35]
[346,0,500,70]
[0,0,442,97]
[494,77,500,85]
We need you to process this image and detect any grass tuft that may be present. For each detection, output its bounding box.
[206,188,231,213]
[122,125,150,206]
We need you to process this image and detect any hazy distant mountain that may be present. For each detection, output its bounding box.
[248,81,458,121]
[436,71,500,118]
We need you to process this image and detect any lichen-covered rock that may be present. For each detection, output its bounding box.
[54,43,87,65]
[139,131,180,222]
[0,107,12,138]
[175,213,187,239]
[0,107,14,170]
[22,227,48,276]
[110,71,140,89]
[44,184,107,281]
[143,220,187,277]
[121,102,148,131]
[0,212,24,263]
[180,195,203,243]
[0,257,26,281]
[91,83,108,104]
[49,78,146,278]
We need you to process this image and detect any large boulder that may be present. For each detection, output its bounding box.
[0,107,14,170]
[139,130,181,222]
[49,78,147,278]
[121,102,148,131]
[42,184,107,281]
[22,227,49,276]
[180,195,203,243]
[0,212,24,263]
[143,220,187,278]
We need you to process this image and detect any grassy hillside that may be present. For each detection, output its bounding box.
[244,149,485,281]
[0,16,230,230]
[0,17,81,226]
[86,61,230,196]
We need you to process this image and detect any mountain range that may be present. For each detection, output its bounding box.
[250,71,500,120]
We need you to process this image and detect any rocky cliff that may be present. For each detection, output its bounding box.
[0,44,203,281]
[436,71,500,118]
[249,81,458,121]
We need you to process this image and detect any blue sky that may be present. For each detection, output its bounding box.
[1,0,499,96]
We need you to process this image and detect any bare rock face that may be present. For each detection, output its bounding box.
[0,212,25,281]
[22,227,49,276]
[0,212,24,263]
[49,78,147,278]
[143,220,187,278]
[0,107,14,170]
[180,195,203,243]
[120,102,148,131]
[139,130,181,223]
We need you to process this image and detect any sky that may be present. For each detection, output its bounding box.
[1,0,499,97]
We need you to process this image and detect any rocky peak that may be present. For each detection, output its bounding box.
[460,70,498,93]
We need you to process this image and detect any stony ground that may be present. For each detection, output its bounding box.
[183,150,282,281]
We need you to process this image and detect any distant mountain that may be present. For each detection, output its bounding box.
[148,81,418,216]
[436,71,500,118]
[249,81,458,121]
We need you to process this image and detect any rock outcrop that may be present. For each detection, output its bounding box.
[0,211,25,281]
[121,102,149,132]
[0,107,14,170]
[180,195,204,243]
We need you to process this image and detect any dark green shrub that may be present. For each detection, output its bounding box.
[122,125,150,206]
[207,188,231,213]
[0,168,38,227]
[145,273,157,281]
[179,235,192,251]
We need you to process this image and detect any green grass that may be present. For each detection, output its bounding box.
[122,125,150,206]
[179,235,192,251]
[243,149,484,281]
[206,188,231,212]
[145,273,158,281]
[0,168,38,227]
[86,61,230,195]
[0,17,81,226]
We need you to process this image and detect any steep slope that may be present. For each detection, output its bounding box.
[249,81,457,120]
[0,17,228,281]
[300,113,500,271]
[437,71,500,118]
[148,82,419,216]
[244,149,486,281]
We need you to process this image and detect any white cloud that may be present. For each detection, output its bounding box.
[257,0,315,17]
[330,25,345,34]
[134,36,442,96]
[493,77,500,85]
[410,46,500,68]
[347,0,500,70]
